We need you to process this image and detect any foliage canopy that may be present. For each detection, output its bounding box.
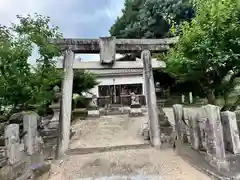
[167,0,240,104]
[110,0,194,38]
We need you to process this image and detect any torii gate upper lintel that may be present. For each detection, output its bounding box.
[57,36,178,53]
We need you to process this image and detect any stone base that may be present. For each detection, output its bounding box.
[130,103,141,108]
[119,106,131,114]
[87,110,100,118]
[47,120,59,129]
[206,155,229,172]
[87,106,98,110]
[31,162,51,179]
[129,108,143,117]
[142,128,150,140]
[72,108,87,119]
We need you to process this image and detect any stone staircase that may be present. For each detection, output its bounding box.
[74,175,163,180]
[100,104,130,116]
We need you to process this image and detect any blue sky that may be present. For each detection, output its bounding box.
[0,0,124,62]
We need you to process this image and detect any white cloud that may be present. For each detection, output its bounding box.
[0,0,47,25]
[0,0,124,64]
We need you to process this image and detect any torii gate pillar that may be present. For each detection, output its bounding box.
[58,49,74,157]
[142,50,161,147]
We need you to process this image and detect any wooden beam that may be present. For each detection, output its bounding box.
[56,37,178,53]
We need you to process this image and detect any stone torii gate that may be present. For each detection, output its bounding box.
[56,37,178,156]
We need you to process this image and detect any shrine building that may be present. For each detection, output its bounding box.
[56,54,165,106]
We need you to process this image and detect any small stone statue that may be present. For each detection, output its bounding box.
[130,92,140,105]
[129,92,142,116]
[90,95,98,107]
[52,86,61,103]
[53,85,60,93]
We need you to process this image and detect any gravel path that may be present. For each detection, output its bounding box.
[48,109,211,180]
[70,115,147,149]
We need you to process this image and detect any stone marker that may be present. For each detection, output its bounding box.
[198,116,208,151]
[23,112,39,155]
[188,112,200,150]
[5,124,21,165]
[181,95,185,104]
[173,104,187,142]
[221,111,240,154]
[202,104,228,171]
[183,109,191,143]
[189,92,193,104]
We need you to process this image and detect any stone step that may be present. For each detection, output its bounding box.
[74,175,163,180]
[67,143,150,155]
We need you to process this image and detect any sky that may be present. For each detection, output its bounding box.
[0,0,124,63]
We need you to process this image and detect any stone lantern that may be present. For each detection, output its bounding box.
[129,92,143,117]
[87,94,100,118]
[48,86,61,129]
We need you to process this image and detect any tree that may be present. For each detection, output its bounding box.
[53,70,98,95]
[0,14,62,113]
[110,0,194,38]
[167,0,240,104]
[72,70,98,95]
[0,14,97,116]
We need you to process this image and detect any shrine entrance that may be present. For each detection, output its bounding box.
[56,36,178,155]
[98,84,143,104]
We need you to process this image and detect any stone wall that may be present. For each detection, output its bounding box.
[173,104,240,174]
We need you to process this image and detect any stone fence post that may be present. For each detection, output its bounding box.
[23,112,39,155]
[221,111,240,154]
[188,112,200,150]
[5,124,21,165]
[202,104,228,171]
[173,104,187,142]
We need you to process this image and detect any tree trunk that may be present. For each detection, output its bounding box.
[207,89,216,105]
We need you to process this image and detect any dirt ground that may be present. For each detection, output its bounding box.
[48,109,211,180]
